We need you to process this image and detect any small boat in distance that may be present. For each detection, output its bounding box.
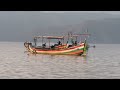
[24,32,90,56]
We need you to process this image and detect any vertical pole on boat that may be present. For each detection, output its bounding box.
[68,32,69,42]
[85,29,87,42]
[61,39,62,45]
[63,38,64,45]
[76,37,77,42]
[79,36,81,43]
[49,39,50,48]
[42,36,43,46]
[76,36,77,45]
[34,37,37,47]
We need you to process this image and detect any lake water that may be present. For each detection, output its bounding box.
[0,42,120,79]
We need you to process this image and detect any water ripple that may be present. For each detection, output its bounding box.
[0,42,120,79]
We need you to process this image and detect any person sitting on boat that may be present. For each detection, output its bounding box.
[51,45,55,49]
[58,41,62,45]
[54,42,60,48]
[74,41,77,46]
[66,41,73,48]
[93,45,96,48]
[54,43,59,46]
[42,43,46,48]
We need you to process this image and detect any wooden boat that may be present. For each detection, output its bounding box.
[24,32,90,56]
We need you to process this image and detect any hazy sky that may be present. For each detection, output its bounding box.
[0,11,120,42]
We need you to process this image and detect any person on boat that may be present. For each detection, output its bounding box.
[74,41,77,46]
[66,41,73,48]
[42,43,46,48]
[58,41,62,45]
[51,45,55,49]
[93,45,96,48]
[66,41,69,48]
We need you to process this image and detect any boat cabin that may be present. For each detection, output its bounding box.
[30,33,90,50]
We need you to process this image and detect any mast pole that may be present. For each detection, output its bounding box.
[63,38,64,45]
[42,36,43,46]
[76,37,77,42]
[49,39,50,48]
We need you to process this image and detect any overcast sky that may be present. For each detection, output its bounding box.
[0,11,120,42]
[41,11,120,14]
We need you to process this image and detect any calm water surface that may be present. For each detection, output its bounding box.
[0,42,120,79]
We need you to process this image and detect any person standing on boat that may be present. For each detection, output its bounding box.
[66,41,69,48]
[58,41,62,45]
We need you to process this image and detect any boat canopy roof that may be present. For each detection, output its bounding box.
[34,34,90,39]
[34,36,64,39]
